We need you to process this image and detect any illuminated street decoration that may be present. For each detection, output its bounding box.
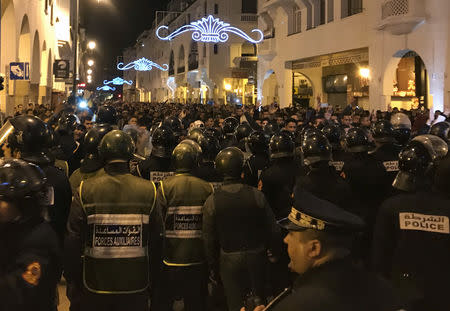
[156,15,264,44]
[117,57,169,71]
[96,85,116,91]
[104,77,133,86]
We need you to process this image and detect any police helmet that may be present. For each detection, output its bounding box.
[98,130,135,162]
[215,147,244,179]
[152,126,177,158]
[269,132,294,159]
[222,117,239,136]
[56,114,79,134]
[204,128,223,142]
[162,116,183,137]
[198,134,221,162]
[0,115,53,163]
[235,123,253,142]
[429,122,450,143]
[345,128,370,153]
[371,120,395,143]
[301,133,332,166]
[187,127,205,144]
[263,122,280,138]
[321,125,342,147]
[172,139,202,172]
[82,124,113,172]
[391,113,412,145]
[123,125,139,145]
[247,131,269,155]
[97,105,117,125]
[393,135,448,192]
[0,159,47,222]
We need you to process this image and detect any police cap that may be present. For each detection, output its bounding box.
[278,188,364,233]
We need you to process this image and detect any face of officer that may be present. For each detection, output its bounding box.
[0,200,21,225]
[284,230,322,275]
[285,121,297,134]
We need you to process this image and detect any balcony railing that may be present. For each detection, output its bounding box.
[378,0,425,35]
[382,0,409,19]
[241,14,258,22]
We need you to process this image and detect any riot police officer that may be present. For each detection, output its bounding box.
[391,112,412,147]
[221,117,239,149]
[296,133,353,210]
[65,130,157,311]
[244,188,397,311]
[136,126,176,184]
[259,132,299,220]
[0,115,72,243]
[53,113,81,175]
[69,124,113,194]
[392,135,448,193]
[243,131,270,187]
[187,127,205,144]
[322,124,347,172]
[154,139,214,311]
[369,120,402,199]
[235,122,253,153]
[193,133,223,190]
[162,116,183,142]
[429,121,450,147]
[372,138,450,311]
[203,147,280,311]
[96,105,117,127]
[0,159,62,311]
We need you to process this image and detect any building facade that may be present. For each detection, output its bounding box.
[126,0,259,105]
[257,0,450,113]
[0,0,73,116]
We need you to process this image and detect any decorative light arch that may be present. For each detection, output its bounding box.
[117,57,169,71]
[104,77,133,86]
[97,85,116,91]
[156,15,263,44]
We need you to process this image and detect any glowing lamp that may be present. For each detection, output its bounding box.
[224,83,232,91]
[359,68,370,79]
[156,15,263,44]
[78,100,88,109]
[87,60,95,67]
[88,41,96,50]
[87,69,93,75]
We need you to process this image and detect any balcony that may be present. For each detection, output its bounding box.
[377,0,426,35]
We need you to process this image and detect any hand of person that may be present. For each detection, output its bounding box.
[240,306,265,311]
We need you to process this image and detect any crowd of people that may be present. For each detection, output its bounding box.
[0,97,449,311]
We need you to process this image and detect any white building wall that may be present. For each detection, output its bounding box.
[1,0,72,115]
[258,0,450,113]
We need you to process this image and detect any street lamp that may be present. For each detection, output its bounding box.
[87,75,92,80]
[87,59,95,67]
[87,69,93,75]
[87,41,96,50]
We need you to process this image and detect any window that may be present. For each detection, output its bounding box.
[214,4,219,14]
[320,0,326,25]
[292,9,302,34]
[242,0,257,14]
[342,0,363,18]
[214,44,218,55]
[327,0,334,22]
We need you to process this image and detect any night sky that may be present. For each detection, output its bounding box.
[80,0,169,83]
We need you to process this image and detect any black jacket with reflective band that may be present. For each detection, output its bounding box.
[80,173,156,294]
[160,173,214,266]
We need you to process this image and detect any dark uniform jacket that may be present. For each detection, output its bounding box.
[136,155,174,184]
[372,191,450,311]
[259,158,301,220]
[23,156,72,243]
[296,162,353,212]
[193,161,224,190]
[269,258,398,311]
[243,153,270,187]
[157,173,214,266]
[0,220,62,311]
[203,181,280,271]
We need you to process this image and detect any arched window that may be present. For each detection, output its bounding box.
[188,41,199,71]
[178,45,185,73]
[169,51,174,76]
